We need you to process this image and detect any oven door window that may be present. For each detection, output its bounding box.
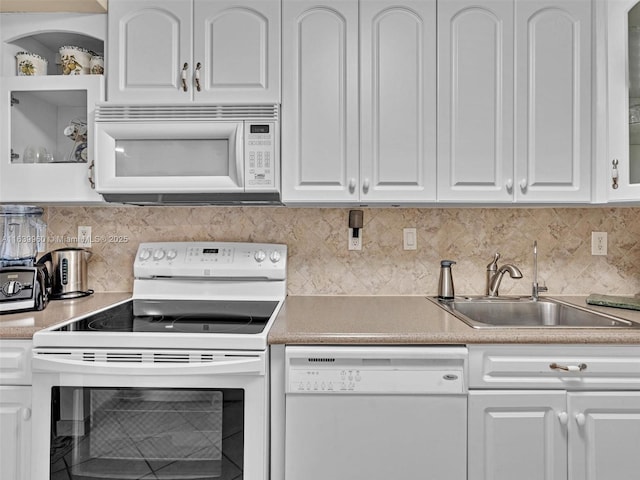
[50,387,244,480]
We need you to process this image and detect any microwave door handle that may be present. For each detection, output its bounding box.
[236,124,244,187]
[32,355,265,376]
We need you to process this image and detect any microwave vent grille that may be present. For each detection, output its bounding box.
[96,104,279,122]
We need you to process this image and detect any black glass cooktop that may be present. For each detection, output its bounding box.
[53,299,278,334]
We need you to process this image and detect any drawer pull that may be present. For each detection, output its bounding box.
[550,362,587,372]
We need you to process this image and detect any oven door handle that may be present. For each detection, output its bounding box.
[32,355,265,376]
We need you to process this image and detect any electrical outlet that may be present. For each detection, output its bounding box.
[591,231,607,256]
[78,226,92,248]
[348,228,362,251]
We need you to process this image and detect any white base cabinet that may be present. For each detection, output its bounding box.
[0,340,32,480]
[469,391,567,480]
[469,345,640,480]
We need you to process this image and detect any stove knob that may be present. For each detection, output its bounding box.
[153,249,166,261]
[166,249,178,260]
[139,249,152,261]
[269,250,281,263]
[254,250,266,263]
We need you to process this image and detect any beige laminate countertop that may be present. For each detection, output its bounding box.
[0,292,131,339]
[4,293,640,345]
[268,295,640,345]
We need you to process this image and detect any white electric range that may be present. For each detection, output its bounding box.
[31,241,286,480]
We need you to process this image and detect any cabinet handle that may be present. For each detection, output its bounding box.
[558,411,568,425]
[22,407,31,421]
[612,159,619,190]
[195,62,202,92]
[348,178,356,193]
[506,178,513,193]
[549,362,587,372]
[181,63,189,92]
[575,412,586,427]
[88,160,95,189]
[362,178,370,194]
[519,178,528,193]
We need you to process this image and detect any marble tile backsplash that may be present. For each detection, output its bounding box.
[42,206,640,297]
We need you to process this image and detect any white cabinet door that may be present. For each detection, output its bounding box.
[438,0,591,203]
[282,0,359,203]
[607,0,640,200]
[0,76,104,203]
[282,0,436,205]
[514,0,591,202]
[108,0,192,103]
[468,390,567,480]
[109,0,279,104]
[0,386,31,480]
[193,0,280,103]
[437,0,514,202]
[568,392,640,480]
[360,0,436,203]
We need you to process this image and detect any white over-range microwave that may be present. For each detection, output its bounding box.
[94,105,280,205]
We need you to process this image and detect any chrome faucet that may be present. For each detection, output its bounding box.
[486,253,523,297]
[532,240,548,301]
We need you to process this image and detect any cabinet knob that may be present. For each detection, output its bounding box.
[575,412,586,427]
[348,178,356,193]
[22,407,31,421]
[362,178,370,194]
[506,178,513,193]
[181,63,189,92]
[557,411,568,425]
[195,62,202,92]
[519,178,528,193]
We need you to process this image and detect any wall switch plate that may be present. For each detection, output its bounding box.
[78,226,92,248]
[348,228,362,250]
[403,228,417,250]
[591,231,607,255]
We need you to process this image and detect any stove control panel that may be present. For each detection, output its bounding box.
[134,242,287,280]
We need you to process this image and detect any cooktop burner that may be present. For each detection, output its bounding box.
[53,299,278,335]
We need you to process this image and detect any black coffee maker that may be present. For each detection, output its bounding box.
[0,205,50,314]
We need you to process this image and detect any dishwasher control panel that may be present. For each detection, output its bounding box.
[285,346,467,394]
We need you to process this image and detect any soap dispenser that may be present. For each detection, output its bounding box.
[438,260,456,299]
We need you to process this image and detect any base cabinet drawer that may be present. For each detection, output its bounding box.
[469,345,640,390]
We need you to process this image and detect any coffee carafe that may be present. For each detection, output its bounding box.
[0,205,46,267]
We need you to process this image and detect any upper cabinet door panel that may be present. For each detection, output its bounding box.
[108,0,192,103]
[437,0,514,202]
[194,0,280,103]
[515,0,591,201]
[360,0,436,202]
[282,0,359,202]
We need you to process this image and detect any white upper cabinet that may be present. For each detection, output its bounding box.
[359,0,437,203]
[0,13,105,203]
[607,0,640,200]
[438,0,592,203]
[282,0,436,204]
[282,0,359,203]
[107,0,280,104]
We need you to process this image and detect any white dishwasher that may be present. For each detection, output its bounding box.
[284,346,468,480]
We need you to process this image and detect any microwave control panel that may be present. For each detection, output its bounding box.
[245,122,276,190]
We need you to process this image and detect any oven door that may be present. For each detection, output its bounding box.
[95,121,244,194]
[31,349,268,480]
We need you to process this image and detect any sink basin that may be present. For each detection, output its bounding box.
[431,296,640,329]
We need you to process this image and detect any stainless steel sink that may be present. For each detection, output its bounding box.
[431,296,640,329]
